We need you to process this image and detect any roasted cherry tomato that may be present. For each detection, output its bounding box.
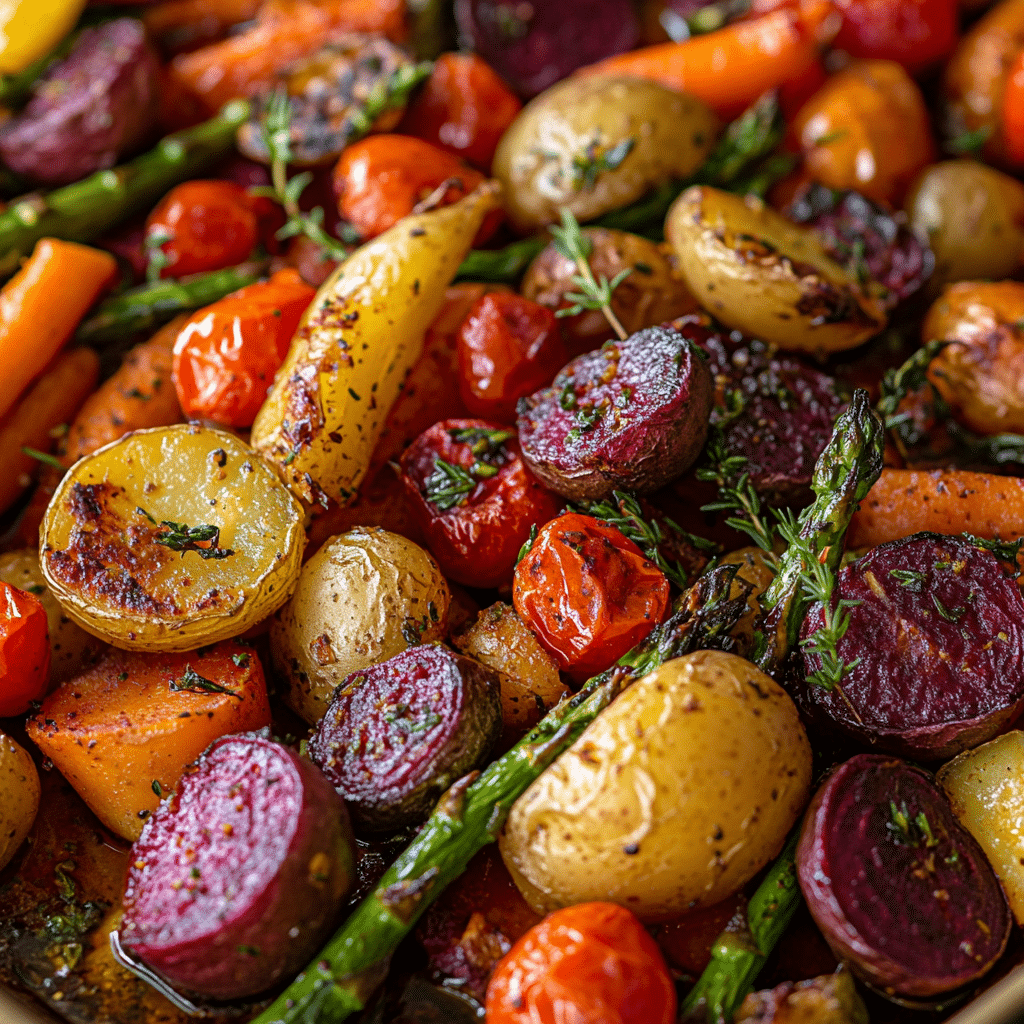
[513,512,670,682]
[398,52,523,172]
[172,269,315,427]
[456,293,569,422]
[332,135,500,243]
[0,582,50,717]
[145,179,260,278]
[399,419,562,589]
[486,902,677,1024]
[832,0,958,73]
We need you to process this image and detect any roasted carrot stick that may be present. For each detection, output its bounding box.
[0,347,100,516]
[577,0,835,118]
[0,239,116,423]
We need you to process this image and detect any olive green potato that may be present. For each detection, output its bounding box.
[271,527,451,724]
[666,185,888,355]
[0,731,39,873]
[499,649,812,920]
[493,76,720,234]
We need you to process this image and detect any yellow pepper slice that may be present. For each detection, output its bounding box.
[0,0,86,75]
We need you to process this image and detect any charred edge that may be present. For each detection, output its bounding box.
[377,867,440,925]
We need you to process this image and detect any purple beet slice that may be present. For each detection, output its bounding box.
[516,324,713,502]
[307,644,502,832]
[676,313,848,506]
[118,730,355,1001]
[797,532,1024,760]
[797,754,1011,998]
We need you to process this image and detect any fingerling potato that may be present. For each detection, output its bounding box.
[0,731,39,872]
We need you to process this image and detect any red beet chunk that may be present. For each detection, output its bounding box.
[0,19,161,186]
[118,731,355,1001]
[798,532,1024,760]
[678,314,848,506]
[797,754,1011,998]
[308,644,502,832]
[516,324,713,502]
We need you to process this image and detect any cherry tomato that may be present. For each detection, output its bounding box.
[172,269,315,427]
[332,135,500,243]
[398,52,522,172]
[0,582,50,717]
[399,419,562,589]
[832,0,958,73]
[1003,50,1024,167]
[145,179,259,278]
[485,902,677,1024]
[456,293,569,423]
[513,512,669,682]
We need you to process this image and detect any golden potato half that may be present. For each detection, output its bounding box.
[666,186,887,356]
[41,424,305,651]
[499,649,812,920]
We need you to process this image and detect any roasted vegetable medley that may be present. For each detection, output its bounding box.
[3,1,1024,1023]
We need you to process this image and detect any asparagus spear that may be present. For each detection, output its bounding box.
[250,565,750,1024]
[74,260,269,346]
[0,100,251,275]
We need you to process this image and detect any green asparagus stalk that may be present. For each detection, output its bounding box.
[251,565,750,1024]
[0,100,251,275]
[74,261,268,346]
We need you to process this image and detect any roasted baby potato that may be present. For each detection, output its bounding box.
[252,182,503,507]
[0,731,39,872]
[499,650,812,920]
[271,526,450,724]
[493,76,719,234]
[521,227,699,349]
[906,161,1024,286]
[924,280,1024,434]
[666,187,887,356]
[40,424,305,651]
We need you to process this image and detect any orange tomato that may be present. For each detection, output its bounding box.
[0,582,50,716]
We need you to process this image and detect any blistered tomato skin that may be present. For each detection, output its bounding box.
[832,0,958,73]
[485,902,676,1024]
[400,419,562,589]
[513,513,669,682]
[456,293,569,423]
[172,270,315,427]
[0,583,50,717]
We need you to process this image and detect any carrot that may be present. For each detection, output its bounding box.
[26,641,271,842]
[64,316,185,464]
[0,239,116,424]
[0,347,100,517]
[848,468,1024,550]
[169,0,407,113]
[576,0,835,118]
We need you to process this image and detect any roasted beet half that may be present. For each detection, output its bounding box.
[118,730,355,1001]
[797,754,1011,998]
[677,314,848,507]
[454,0,638,98]
[516,325,713,502]
[786,183,934,310]
[308,644,503,832]
[0,19,160,186]
[797,532,1024,760]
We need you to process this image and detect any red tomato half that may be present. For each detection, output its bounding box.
[400,419,562,589]
[513,512,669,682]
[832,0,958,73]
[486,902,677,1024]
[172,269,315,427]
[0,583,50,717]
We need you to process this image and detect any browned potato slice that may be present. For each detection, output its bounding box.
[40,425,305,651]
[666,186,888,356]
[0,731,39,872]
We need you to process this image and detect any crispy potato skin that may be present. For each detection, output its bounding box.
[40,425,305,651]
[0,732,39,872]
[493,77,719,233]
[666,187,887,356]
[499,650,812,920]
[271,527,450,724]
[924,280,1024,434]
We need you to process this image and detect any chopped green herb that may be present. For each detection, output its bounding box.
[170,665,239,697]
[136,507,234,560]
[21,446,65,472]
[423,457,476,511]
[152,780,163,797]
[232,652,251,667]
[571,136,635,190]
[931,594,964,623]
[516,523,538,566]
[889,568,927,590]
[947,124,991,155]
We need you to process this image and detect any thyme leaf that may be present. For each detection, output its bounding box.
[21,446,65,471]
[964,532,1024,566]
[696,436,776,554]
[136,507,234,560]
[170,665,239,697]
[516,523,538,566]
[423,458,476,511]
[571,137,635,190]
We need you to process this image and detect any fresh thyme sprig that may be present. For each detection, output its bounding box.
[170,665,239,697]
[21,446,65,472]
[550,208,631,340]
[964,532,1024,566]
[877,339,948,428]
[696,435,776,555]
[136,507,234,560]
[887,800,939,848]
[423,459,476,510]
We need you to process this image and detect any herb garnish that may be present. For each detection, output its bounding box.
[170,665,239,697]
[447,426,514,459]
[21,446,65,472]
[696,438,776,555]
[384,703,441,733]
[516,523,538,566]
[137,507,234,559]
[947,124,991,156]
[964,533,1024,566]
[887,800,939,848]
[572,137,635,190]
[889,568,927,591]
[423,458,477,510]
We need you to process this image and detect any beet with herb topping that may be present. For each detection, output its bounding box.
[797,754,1011,998]
[516,324,713,502]
[797,532,1024,760]
[118,730,355,1001]
[308,644,503,833]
